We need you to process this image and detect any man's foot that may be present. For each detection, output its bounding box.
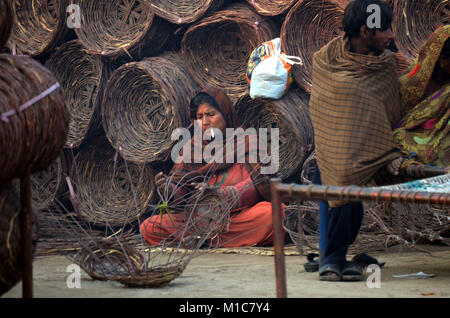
[319,264,342,281]
[341,262,364,281]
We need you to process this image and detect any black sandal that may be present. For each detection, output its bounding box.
[341,262,364,281]
[319,264,342,281]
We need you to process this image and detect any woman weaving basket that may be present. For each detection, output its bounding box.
[140,88,281,248]
[394,25,450,168]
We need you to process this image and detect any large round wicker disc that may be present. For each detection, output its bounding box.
[70,142,156,227]
[182,3,278,103]
[8,0,67,56]
[73,0,171,60]
[146,0,224,24]
[45,40,104,148]
[393,0,450,60]
[281,0,347,93]
[0,54,69,185]
[245,0,298,16]
[102,56,197,163]
[234,89,314,180]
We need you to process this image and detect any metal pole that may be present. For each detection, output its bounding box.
[20,170,33,298]
[270,178,287,298]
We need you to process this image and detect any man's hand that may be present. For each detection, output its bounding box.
[387,157,404,176]
[155,171,169,190]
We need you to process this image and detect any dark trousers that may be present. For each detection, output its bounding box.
[312,167,364,266]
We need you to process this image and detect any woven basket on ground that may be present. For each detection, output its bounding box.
[45,40,105,149]
[181,3,278,103]
[0,0,13,49]
[71,239,186,287]
[102,56,198,164]
[281,0,348,93]
[146,0,225,24]
[7,0,68,57]
[234,88,314,181]
[245,0,298,16]
[393,0,450,60]
[69,141,156,227]
[0,184,38,296]
[0,54,69,185]
[72,0,172,61]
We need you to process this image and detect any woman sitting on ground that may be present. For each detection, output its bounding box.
[140,88,281,248]
[394,25,449,167]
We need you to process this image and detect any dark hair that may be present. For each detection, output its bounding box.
[441,38,450,58]
[343,0,393,39]
[189,92,221,119]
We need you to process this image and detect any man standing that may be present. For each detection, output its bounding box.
[309,0,404,281]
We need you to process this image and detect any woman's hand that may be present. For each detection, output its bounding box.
[155,171,169,190]
[190,182,208,192]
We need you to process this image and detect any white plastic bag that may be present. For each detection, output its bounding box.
[246,38,302,99]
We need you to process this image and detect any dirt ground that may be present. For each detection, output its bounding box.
[2,245,450,298]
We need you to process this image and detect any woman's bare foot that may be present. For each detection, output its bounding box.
[387,157,404,176]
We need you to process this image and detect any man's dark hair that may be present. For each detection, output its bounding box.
[343,0,393,39]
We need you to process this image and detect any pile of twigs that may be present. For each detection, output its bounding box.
[182,2,278,102]
[45,40,106,148]
[281,0,348,93]
[146,0,225,24]
[234,88,314,180]
[8,0,68,56]
[0,0,13,49]
[245,0,298,16]
[0,54,69,185]
[72,0,172,61]
[0,184,39,296]
[69,141,156,227]
[393,0,450,60]
[102,56,198,164]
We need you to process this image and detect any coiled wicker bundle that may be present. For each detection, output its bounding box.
[0,184,38,296]
[234,88,314,180]
[72,0,172,61]
[393,0,450,60]
[102,56,198,164]
[70,142,156,227]
[245,0,298,16]
[7,0,68,57]
[0,0,13,49]
[182,3,278,102]
[281,0,347,93]
[0,54,69,185]
[45,40,105,148]
[146,0,225,24]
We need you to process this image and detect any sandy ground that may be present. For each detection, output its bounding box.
[3,246,450,298]
[2,245,450,298]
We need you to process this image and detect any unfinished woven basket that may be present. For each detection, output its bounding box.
[393,0,450,60]
[69,141,156,227]
[72,240,186,287]
[7,0,68,57]
[245,0,298,16]
[182,2,278,103]
[45,40,105,148]
[102,56,198,164]
[0,184,38,296]
[0,54,69,185]
[72,0,172,61]
[234,88,314,181]
[146,0,224,24]
[281,0,348,93]
[0,0,13,49]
